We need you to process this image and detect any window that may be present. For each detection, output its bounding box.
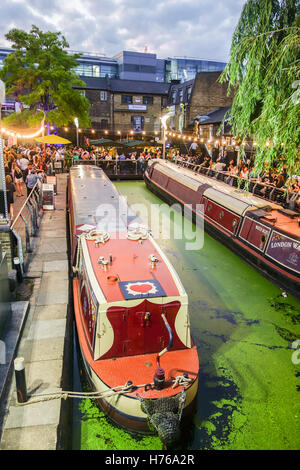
[122,95,133,104]
[100,91,107,101]
[179,89,183,102]
[143,96,153,105]
[79,90,86,97]
[74,63,100,77]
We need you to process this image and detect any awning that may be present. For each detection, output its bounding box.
[119,140,152,147]
[35,135,71,144]
[90,138,116,146]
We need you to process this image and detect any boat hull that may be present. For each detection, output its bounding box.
[73,278,199,434]
[144,171,300,299]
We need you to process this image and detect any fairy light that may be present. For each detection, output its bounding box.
[1,120,45,139]
[64,127,69,132]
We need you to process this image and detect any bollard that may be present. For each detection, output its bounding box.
[13,257,23,283]
[14,357,28,403]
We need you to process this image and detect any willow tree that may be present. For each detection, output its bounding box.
[220,0,300,178]
[0,25,90,131]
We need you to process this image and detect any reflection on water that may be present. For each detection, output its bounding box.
[72,181,300,450]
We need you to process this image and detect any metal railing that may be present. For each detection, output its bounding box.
[10,181,43,277]
[72,158,148,178]
[175,159,297,208]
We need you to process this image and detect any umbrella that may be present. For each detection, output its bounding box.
[35,135,71,144]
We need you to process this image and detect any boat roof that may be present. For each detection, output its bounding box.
[70,165,186,304]
[81,234,183,304]
[152,159,281,211]
[70,165,138,231]
[151,160,300,238]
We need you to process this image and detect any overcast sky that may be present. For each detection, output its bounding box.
[0,0,246,61]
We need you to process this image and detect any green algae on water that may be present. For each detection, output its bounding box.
[78,399,163,451]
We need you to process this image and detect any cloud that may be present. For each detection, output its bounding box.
[0,0,246,61]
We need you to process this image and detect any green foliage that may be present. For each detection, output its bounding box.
[0,25,90,129]
[220,0,300,178]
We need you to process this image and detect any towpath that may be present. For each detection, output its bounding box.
[0,173,72,450]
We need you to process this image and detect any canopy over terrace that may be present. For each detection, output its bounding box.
[89,138,118,146]
[119,139,161,148]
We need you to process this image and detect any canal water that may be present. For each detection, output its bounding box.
[72,181,300,450]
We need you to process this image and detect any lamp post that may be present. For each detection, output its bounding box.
[160,110,174,160]
[0,80,8,220]
[74,117,79,147]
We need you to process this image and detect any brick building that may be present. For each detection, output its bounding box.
[166,72,233,134]
[76,77,170,137]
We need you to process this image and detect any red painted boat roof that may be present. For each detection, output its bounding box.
[85,233,181,303]
[261,211,300,239]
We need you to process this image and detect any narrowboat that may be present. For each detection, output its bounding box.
[144,159,300,298]
[68,165,199,445]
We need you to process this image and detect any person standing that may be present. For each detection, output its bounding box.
[12,162,24,197]
[25,169,40,197]
[5,175,15,220]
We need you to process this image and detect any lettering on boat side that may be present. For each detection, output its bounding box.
[104,453,195,466]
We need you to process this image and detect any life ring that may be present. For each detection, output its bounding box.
[86,230,110,244]
[127,227,149,241]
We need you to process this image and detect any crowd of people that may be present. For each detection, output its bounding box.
[172,150,300,209]
[2,143,299,220]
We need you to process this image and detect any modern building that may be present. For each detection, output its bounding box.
[0,47,226,83]
[0,46,229,139]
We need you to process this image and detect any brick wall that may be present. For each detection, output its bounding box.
[186,72,233,123]
[113,93,162,134]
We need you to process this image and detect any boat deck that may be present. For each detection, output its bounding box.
[85,235,181,303]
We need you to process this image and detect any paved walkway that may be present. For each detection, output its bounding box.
[0,173,72,450]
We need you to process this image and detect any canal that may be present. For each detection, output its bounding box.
[72,180,300,450]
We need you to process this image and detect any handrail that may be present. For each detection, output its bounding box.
[175,158,297,208]
[11,182,39,230]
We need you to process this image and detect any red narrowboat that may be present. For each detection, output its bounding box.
[68,165,199,445]
[144,160,300,298]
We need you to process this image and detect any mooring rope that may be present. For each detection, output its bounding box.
[15,376,193,407]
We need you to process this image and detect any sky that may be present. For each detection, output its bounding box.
[0,0,246,61]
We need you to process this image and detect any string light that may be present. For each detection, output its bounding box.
[1,120,45,139]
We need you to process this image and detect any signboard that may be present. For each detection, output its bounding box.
[46,176,57,194]
[42,183,54,210]
[266,231,300,274]
[128,104,147,111]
